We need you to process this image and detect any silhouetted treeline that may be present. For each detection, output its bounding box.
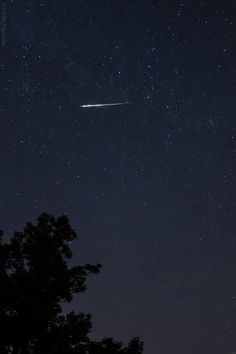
[0,213,143,354]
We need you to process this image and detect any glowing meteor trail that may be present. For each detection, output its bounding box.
[80,102,130,108]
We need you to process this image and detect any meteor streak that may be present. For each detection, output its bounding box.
[80,102,130,108]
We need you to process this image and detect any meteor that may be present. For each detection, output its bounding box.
[80,102,130,108]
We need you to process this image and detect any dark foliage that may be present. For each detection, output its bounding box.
[0,213,143,354]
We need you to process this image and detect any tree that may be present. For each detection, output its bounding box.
[0,213,143,354]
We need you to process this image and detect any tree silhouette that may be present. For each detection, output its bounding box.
[0,213,143,354]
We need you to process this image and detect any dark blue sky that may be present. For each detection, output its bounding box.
[1,1,236,353]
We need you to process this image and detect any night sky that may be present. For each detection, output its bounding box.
[1,1,236,353]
